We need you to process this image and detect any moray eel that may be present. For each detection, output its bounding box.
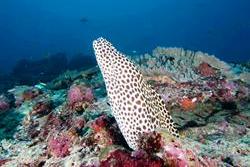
[93,38,179,150]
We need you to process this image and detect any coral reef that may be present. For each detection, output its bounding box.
[0,42,249,167]
[134,47,233,82]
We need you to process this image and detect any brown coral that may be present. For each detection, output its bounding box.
[197,62,216,77]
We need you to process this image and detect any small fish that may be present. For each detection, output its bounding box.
[80,17,88,23]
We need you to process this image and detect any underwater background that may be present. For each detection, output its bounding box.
[1,0,250,73]
[0,1,250,167]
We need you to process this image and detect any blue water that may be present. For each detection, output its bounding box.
[0,0,250,73]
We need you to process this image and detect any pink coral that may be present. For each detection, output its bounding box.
[48,135,72,158]
[68,85,94,104]
[67,84,94,110]
[222,81,237,91]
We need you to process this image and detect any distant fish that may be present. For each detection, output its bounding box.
[80,17,88,23]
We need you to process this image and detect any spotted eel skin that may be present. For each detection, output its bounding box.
[93,37,179,150]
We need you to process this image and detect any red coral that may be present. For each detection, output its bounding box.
[137,131,163,153]
[197,62,216,77]
[90,115,114,147]
[88,115,127,148]
[100,149,164,167]
[91,115,108,132]
[48,135,71,158]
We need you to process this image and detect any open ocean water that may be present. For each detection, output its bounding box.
[0,0,250,73]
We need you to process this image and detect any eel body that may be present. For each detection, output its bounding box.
[93,38,178,150]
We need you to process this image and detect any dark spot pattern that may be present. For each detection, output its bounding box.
[93,37,179,150]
